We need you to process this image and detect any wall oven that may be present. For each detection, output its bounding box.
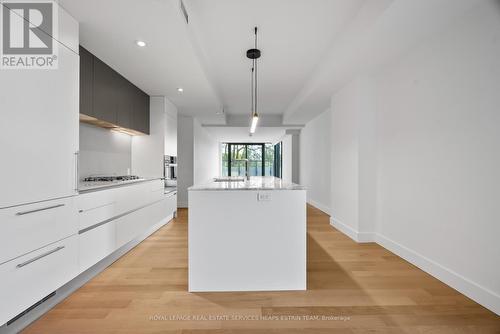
[164,155,177,187]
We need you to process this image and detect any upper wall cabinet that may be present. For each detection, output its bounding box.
[79,47,94,118]
[79,46,150,135]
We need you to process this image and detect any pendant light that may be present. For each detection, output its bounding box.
[247,27,261,134]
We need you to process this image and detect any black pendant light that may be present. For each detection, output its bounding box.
[247,27,260,134]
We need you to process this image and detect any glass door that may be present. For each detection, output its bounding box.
[230,144,247,177]
[221,143,282,178]
[247,144,264,177]
[264,143,275,176]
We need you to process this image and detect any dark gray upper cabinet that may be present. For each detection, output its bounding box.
[116,76,134,129]
[79,46,94,118]
[133,90,150,135]
[79,46,150,135]
[93,57,118,125]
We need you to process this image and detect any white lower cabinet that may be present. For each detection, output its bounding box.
[78,203,115,231]
[78,222,116,273]
[0,235,78,325]
[0,197,78,265]
[115,182,152,214]
[115,206,149,249]
[150,195,177,226]
[0,181,178,326]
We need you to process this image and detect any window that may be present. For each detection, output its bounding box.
[220,143,282,178]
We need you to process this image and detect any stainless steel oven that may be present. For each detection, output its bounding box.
[164,155,177,187]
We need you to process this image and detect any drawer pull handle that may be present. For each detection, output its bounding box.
[16,204,65,216]
[16,246,65,268]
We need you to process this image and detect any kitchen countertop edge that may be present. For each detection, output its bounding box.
[188,177,306,191]
[78,177,164,194]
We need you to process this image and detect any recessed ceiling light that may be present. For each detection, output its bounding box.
[136,40,146,47]
[177,87,184,93]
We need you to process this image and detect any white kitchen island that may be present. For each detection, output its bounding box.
[188,176,306,292]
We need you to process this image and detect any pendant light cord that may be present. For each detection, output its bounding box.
[254,27,258,116]
[251,66,254,114]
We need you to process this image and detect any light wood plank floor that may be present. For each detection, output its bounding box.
[24,206,500,333]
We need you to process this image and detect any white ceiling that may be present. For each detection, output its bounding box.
[59,0,221,120]
[282,0,484,124]
[60,0,483,127]
[185,0,365,116]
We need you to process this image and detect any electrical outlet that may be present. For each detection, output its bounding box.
[257,192,272,201]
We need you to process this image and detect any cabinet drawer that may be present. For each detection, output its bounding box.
[77,188,117,212]
[149,196,176,226]
[0,235,78,325]
[78,203,115,231]
[115,183,151,213]
[116,206,149,249]
[150,180,165,192]
[0,197,78,265]
[150,180,166,202]
[166,193,177,216]
[78,222,116,273]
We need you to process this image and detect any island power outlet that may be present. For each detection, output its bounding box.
[257,192,272,201]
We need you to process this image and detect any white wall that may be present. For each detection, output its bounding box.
[374,1,500,314]
[328,1,500,314]
[131,96,168,178]
[79,123,132,178]
[281,129,301,184]
[300,109,331,214]
[291,132,300,184]
[177,115,194,208]
[193,119,219,184]
[281,135,293,184]
[330,78,361,234]
[178,117,220,207]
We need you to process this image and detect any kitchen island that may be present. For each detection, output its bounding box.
[188,176,306,292]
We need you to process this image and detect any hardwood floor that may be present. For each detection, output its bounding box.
[24,206,500,333]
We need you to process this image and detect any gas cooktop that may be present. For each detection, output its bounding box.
[83,175,141,182]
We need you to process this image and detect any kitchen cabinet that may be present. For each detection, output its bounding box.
[11,1,79,54]
[0,235,78,326]
[78,221,116,273]
[132,88,150,134]
[80,47,150,134]
[79,46,94,118]
[93,57,118,125]
[0,197,78,265]
[0,6,79,209]
[0,179,176,326]
[165,112,178,157]
[0,4,80,327]
[116,79,135,129]
[77,180,176,269]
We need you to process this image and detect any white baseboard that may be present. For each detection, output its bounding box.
[177,201,188,208]
[329,217,376,243]
[307,200,331,216]
[376,233,500,316]
[329,218,500,316]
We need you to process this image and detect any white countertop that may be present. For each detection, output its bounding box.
[189,176,305,191]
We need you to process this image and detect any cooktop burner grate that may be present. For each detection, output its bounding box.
[83,175,141,182]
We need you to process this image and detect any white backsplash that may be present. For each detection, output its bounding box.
[79,123,132,179]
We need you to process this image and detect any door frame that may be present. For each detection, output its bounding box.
[226,143,265,177]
